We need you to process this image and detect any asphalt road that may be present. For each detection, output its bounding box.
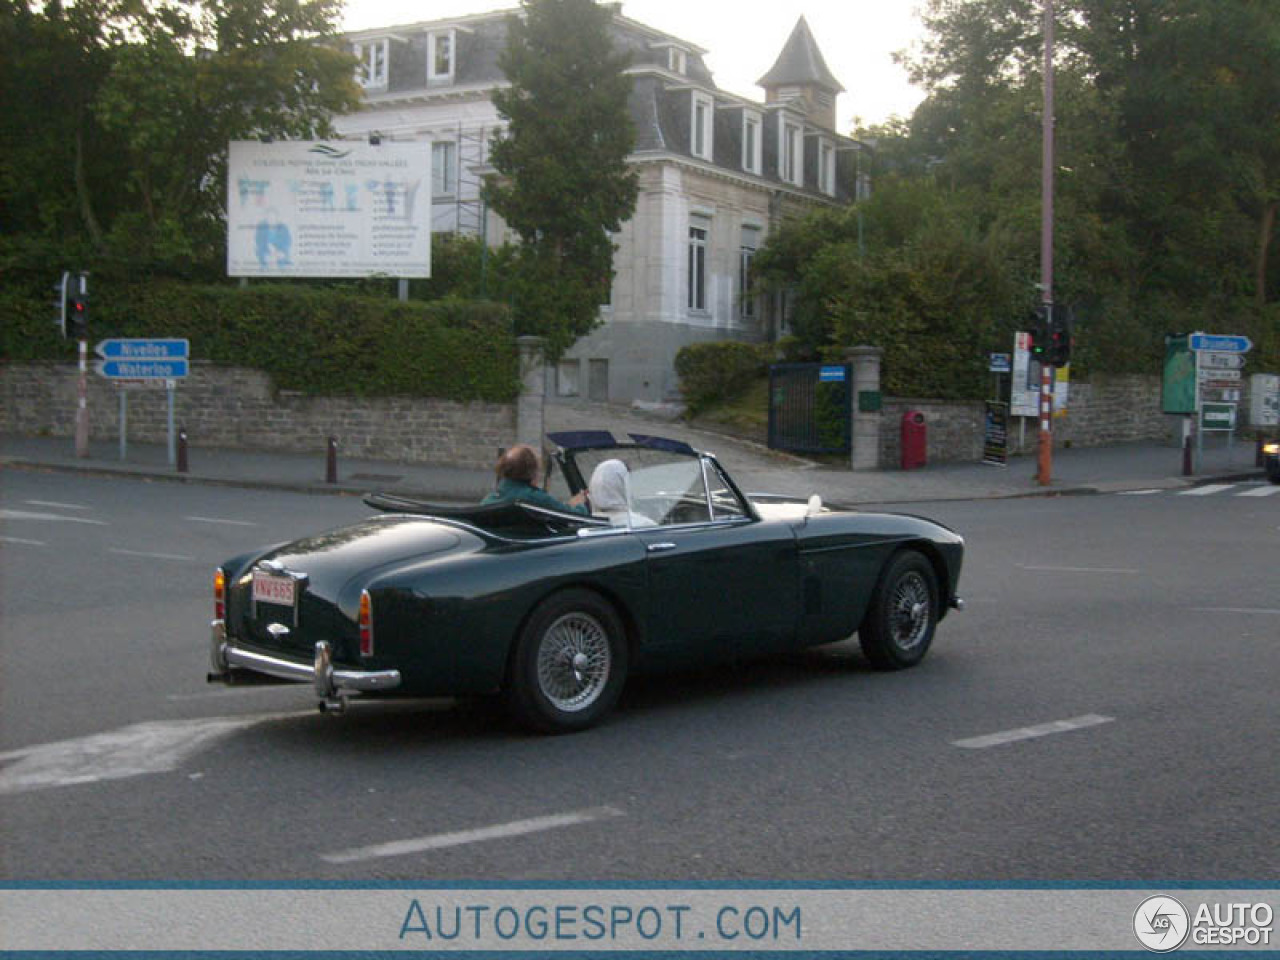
[1,469,1277,881]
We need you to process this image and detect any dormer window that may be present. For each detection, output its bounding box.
[353,39,388,90]
[428,29,455,82]
[691,92,713,161]
[668,47,687,75]
[780,117,803,186]
[742,110,762,175]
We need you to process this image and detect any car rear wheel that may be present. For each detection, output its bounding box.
[506,589,627,733]
[859,549,938,670]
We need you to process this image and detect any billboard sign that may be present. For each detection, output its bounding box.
[227,140,431,278]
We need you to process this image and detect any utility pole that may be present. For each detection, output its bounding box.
[1037,0,1056,486]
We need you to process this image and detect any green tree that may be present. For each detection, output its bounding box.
[483,0,638,359]
[0,0,360,272]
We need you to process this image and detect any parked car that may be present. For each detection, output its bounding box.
[207,432,965,732]
[1264,441,1280,483]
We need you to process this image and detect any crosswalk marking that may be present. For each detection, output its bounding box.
[1237,484,1280,497]
[1180,484,1235,496]
[1117,483,1278,498]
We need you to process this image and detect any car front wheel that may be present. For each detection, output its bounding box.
[506,589,627,733]
[859,549,938,670]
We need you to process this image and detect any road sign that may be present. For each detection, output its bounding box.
[96,358,189,379]
[1189,333,1252,353]
[989,353,1011,373]
[1198,367,1241,381]
[1199,402,1237,431]
[96,338,189,360]
[1198,352,1246,370]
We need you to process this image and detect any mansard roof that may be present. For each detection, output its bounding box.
[756,16,844,94]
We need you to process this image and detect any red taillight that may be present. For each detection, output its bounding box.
[359,589,374,657]
[214,569,226,620]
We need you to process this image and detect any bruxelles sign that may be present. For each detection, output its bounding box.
[94,339,189,380]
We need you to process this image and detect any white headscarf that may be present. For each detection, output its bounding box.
[588,459,655,527]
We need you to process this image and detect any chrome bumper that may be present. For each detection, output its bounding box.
[208,620,401,706]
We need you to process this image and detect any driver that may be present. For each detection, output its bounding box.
[482,444,588,514]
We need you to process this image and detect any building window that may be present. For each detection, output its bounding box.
[688,217,709,312]
[780,119,802,186]
[742,111,762,175]
[353,39,388,90]
[668,47,687,74]
[818,139,835,196]
[739,225,760,319]
[428,30,454,81]
[691,93,713,161]
[432,141,457,197]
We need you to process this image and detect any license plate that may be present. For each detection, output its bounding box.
[252,571,296,607]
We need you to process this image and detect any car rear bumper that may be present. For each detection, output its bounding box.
[207,620,401,701]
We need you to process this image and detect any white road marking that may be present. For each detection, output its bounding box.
[0,536,46,546]
[321,806,626,865]
[0,509,106,525]
[167,686,303,702]
[953,714,1114,750]
[1017,565,1140,574]
[185,515,257,527]
[108,548,197,561]
[1180,484,1234,496]
[24,500,91,510]
[1190,606,1280,616]
[1238,485,1280,497]
[0,713,304,795]
[1117,489,1162,496]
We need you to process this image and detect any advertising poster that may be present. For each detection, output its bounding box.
[983,400,1009,466]
[227,140,431,278]
[1011,331,1069,418]
[1161,334,1195,414]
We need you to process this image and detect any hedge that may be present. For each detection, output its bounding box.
[674,341,773,414]
[0,281,519,403]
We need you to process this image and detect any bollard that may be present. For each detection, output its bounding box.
[326,436,338,484]
[177,428,189,474]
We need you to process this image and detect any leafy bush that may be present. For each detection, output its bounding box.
[0,280,518,403]
[674,341,772,414]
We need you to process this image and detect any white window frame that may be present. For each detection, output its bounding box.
[432,140,457,197]
[688,216,710,313]
[742,110,762,175]
[691,92,714,162]
[668,47,687,75]
[427,29,455,82]
[818,138,835,196]
[779,118,803,186]
[353,39,388,90]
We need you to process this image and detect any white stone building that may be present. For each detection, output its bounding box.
[338,4,867,402]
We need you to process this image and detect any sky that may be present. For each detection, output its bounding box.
[341,0,929,134]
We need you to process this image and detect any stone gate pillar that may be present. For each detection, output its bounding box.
[516,335,548,451]
[847,344,883,471]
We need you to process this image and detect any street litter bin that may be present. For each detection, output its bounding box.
[901,410,927,470]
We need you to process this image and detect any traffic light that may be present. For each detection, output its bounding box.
[51,272,69,337]
[1046,310,1072,366]
[1028,306,1050,365]
[66,272,89,339]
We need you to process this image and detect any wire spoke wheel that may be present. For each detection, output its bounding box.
[859,550,937,670]
[887,571,931,652]
[535,612,612,712]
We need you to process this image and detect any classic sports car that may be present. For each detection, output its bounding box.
[208,432,964,732]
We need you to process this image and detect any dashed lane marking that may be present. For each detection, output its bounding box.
[320,806,626,865]
[24,500,91,510]
[1190,606,1280,616]
[952,714,1115,750]
[185,515,257,527]
[1018,564,1140,574]
[108,547,198,562]
[0,536,46,546]
[0,509,106,525]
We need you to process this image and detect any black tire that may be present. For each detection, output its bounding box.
[505,589,628,733]
[859,550,939,670]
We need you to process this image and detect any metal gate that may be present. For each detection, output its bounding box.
[767,363,852,455]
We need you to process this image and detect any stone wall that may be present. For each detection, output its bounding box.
[0,363,514,470]
[879,374,1182,467]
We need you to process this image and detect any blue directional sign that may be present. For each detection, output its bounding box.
[1189,333,1252,353]
[96,358,189,379]
[819,365,847,382]
[96,338,189,360]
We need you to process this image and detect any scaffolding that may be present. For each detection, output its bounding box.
[451,122,489,238]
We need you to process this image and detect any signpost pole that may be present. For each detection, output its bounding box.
[1036,0,1055,487]
[75,339,89,459]
[119,389,128,462]
[167,381,176,467]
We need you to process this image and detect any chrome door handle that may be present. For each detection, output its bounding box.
[646,542,678,553]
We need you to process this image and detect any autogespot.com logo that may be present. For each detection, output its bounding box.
[1134,895,1190,952]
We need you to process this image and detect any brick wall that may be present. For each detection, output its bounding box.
[0,363,514,470]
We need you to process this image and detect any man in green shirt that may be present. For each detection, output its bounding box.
[481,444,588,514]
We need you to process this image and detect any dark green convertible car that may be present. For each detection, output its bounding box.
[208,433,964,732]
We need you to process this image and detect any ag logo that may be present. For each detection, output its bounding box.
[1134,895,1190,952]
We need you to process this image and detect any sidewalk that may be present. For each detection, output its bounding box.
[0,405,1266,507]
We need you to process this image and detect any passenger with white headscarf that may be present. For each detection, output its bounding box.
[588,459,656,528]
